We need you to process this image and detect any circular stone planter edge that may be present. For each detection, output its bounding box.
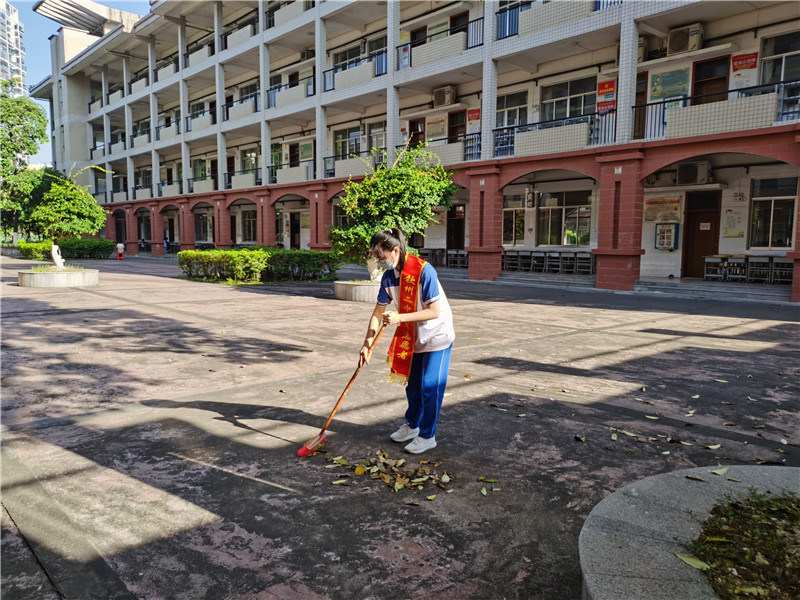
[18,269,100,288]
[334,280,380,303]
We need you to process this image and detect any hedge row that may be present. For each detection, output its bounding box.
[177,247,342,283]
[16,238,116,260]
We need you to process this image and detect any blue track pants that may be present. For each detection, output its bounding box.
[404,345,452,439]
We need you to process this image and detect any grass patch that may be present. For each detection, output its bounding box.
[29,265,85,272]
[687,487,799,599]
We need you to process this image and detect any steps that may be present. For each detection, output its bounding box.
[633,278,792,303]
[496,271,597,290]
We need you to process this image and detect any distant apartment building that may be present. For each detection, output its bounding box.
[30,0,800,301]
[0,0,25,95]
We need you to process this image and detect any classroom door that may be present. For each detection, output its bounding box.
[290,212,301,249]
[682,191,721,278]
[447,205,465,250]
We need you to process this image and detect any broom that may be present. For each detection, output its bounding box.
[297,323,387,457]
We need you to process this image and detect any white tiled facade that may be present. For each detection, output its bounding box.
[0,0,25,96]
[31,0,800,298]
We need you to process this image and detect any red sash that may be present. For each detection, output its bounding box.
[386,254,426,386]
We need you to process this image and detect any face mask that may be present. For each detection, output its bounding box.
[378,257,396,270]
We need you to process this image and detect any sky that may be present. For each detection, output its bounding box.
[10,1,152,165]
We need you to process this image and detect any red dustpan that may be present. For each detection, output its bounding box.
[298,324,387,457]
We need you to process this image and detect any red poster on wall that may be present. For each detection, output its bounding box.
[597,100,616,113]
[732,52,758,72]
[598,80,615,97]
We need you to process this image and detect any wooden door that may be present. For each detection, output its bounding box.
[290,212,301,249]
[682,191,721,278]
[633,72,647,140]
[409,118,425,146]
[289,144,300,167]
[448,111,466,143]
[230,214,237,245]
[447,205,465,250]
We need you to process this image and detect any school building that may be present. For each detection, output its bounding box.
[30,0,800,300]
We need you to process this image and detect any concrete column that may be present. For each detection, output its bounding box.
[261,120,272,185]
[126,156,135,201]
[481,63,498,160]
[315,16,326,180]
[178,18,187,71]
[258,0,266,32]
[213,2,223,58]
[149,82,159,195]
[104,160,112,204]
[316,105,326,181]
[180,78,190,192]
[215,62,225,127]
[148,36,156,85]
[101,66,109,106]
[122,57,130,98]
[125,208,138,254]
[616,12,639,144]
[260,42,271,183]
[386,0,400,163]
[217,131,227,191]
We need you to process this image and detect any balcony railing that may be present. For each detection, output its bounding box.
[130,129,151,147]
[224,168,262,189]
[187,175,217,194]
[106,83,124,104]
[87,97,103,113]
[223,94,260,120]
[89,144,105,160]
[133,185,153,200]
[185,108,217,132]
[265,0,313,30]
[155,120,181,140]
[397,18,484,70]
[632,80,800,141]
[158,180,183,196]
[184,35,215,67]
[153,54,179,82]
[221,11,257,51]
[497,1,531,40]
[323,50,387,92]
[266,75,315,108]
[493,111,615,157]
[271,159,315,184]
[128,67,149,94]
[594,0,622,9]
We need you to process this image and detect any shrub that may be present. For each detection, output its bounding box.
[56,237,115,259]
[17,240,51,260]
[177,247,342,283]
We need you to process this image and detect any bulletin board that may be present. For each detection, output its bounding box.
[655,223,679,250]
[650,69,690,100]
[644,196,681,222]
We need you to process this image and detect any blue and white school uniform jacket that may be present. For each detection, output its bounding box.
[377,261,455,353]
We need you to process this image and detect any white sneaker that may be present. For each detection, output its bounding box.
[404,436,437,454]
[390,424,420,442]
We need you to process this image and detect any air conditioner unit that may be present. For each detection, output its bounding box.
[300,48,315,61]
[433,85,457,108]
[677,161,711,185]
[637,36,648,62]
[667,23,703,56]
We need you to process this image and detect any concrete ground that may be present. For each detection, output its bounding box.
[1,255,798,600]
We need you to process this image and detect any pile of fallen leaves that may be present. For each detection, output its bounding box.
[324,450,454,500]
[683,488,800,599]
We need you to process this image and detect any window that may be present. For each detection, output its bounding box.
[748,177,797,249]
[334,45,360,70]
[242,210,257,242]
[537,191,592,246]
[271,143,282,166]
[191,102,205,118]
[194,211,210,240]
[137,212,152,240]
[239,82,258,102]
[503,195,526,245]
[368,121,386,151]
[761,31,800,85]
[333,204,350,228]
[241,149,258,172]
[191,158,206,179]
[334,127,360,159]
[496,91,528,128]
[541,76,596,122]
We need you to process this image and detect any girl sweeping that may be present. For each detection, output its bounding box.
[358,228,455,454]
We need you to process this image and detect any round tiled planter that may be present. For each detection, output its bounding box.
[334,280,380,303]
[17,269,100,288]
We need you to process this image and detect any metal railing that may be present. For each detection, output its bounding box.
[220,11,257,50]
[133,185,152,199]
[106,83,124,103]
[497,1,531,40]
[223,94,260,120]
[264,0,313,30]
[89,145,105,160]
[492,111,615,157]
[269,159,315,183]
[397,18,484,70]
[187,175,217,193]
[594,0,622,9]
[184,35,215,66]
[265,75,315,108]
[153,54,179,82]
[632,79,800,141]
[128,67,149,93]
[87,98,103,113]
[155,120,181,140]
[323,50,387,92]
[224,168,262,189]
[185,108,217,132]
[158,180,183,196]
[130,129,151,146]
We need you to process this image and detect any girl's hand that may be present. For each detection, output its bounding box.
[358,344,371,367]
[382,311,401,325]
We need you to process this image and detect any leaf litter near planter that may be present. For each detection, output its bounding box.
[317,450,455,499]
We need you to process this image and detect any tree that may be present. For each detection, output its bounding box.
[28,166,109,267]
[1,167,63,237]
[0,79,48,181]
[329,144,458,281]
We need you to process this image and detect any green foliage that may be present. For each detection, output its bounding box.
[329,144,457,264]
[17,240,51,260]
[56,237,115,259]
[177,248,342,283]
[28,166,109,242]
[1,167,64,236]
[0,79,48,181]
[178,249,270,282]
[260,248,343,281]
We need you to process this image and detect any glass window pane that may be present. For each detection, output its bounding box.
[784,54,800,82]
[749,200,772,247]
[570,76,596,94]
[503,210,515,244]
[553,99,567,120]
[771,199,795,247]
[506,91,528,107]
[514,209,525,244]
[542,82,569,101]
[753,177,798,197]
[569,96,583,117]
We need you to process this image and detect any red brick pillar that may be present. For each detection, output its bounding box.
[593,154,645,291]
[788,196,800,302]
[125,207,139,255]
[308,184,331,251]
[151,204,165,257]
[104,214,115,240]
[264,200,277,247]
[180,202,195,250]
[466,168,503,281]
[215,198,232,248]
